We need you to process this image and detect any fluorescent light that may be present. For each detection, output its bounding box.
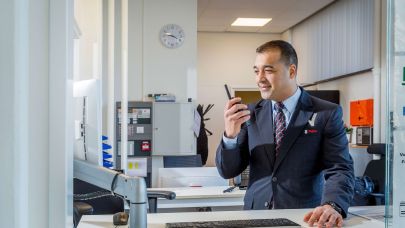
[231,18,272,27]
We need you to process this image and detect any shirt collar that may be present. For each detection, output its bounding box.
[272,87,301,114]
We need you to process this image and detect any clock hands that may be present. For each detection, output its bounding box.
[164,32,179,40]
[160,24,184,48]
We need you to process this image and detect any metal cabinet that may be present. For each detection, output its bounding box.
[152,102,196,156]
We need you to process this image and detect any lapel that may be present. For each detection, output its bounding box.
[253,100,275,166]
[273,89,314,173]
[255,100,274,144]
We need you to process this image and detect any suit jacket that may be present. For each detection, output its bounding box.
[216,88,355,217]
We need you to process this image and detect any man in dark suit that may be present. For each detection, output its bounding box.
[216,40,354,227]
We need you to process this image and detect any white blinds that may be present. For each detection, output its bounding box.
[291,0,374,84]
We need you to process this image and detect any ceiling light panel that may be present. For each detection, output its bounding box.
[231,18,272,26]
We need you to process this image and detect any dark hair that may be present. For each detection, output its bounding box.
[256,40,298,69]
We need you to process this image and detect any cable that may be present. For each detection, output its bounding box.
[74,190,111,201]
[110,172,130,208]
[110,173,120,196]
[74,172,130,210]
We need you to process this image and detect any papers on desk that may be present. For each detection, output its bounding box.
[349,206,385,222]
[158,167,228,188]
[127,157,147,177]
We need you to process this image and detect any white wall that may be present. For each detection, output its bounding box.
[127,0,143,100]
[143,0,197,102]
[197,32,281,166]
[304,71,375,126]
[126,0,197,102]
[101,0,197,154]
[74,0,102,81]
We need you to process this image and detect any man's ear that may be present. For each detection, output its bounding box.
[289,64,297,79]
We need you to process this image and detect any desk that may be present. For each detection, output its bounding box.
[78,207,384,228]
[148,186,245,211]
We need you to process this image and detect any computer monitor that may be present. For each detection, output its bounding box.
[306,90,340,105]
[73,79,102,166]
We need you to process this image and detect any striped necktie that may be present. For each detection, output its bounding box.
[274,102,286,157]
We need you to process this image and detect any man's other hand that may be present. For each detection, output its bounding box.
[303,204,343,228]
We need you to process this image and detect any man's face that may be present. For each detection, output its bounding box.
[253,49,297,101]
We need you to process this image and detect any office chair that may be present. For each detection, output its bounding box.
[73,179,175,227]
[352,143,386,206]
[74,179,124,214]
[73,179,123,228]
[163,154,203,168]
[147,190,176,213]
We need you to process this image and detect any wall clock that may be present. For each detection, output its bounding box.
[159,24,185,49]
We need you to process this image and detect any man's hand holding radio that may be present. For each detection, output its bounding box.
[224,97,250,139]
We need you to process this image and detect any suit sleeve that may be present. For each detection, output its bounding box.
[215,123,250,179]
[321,106,355,218]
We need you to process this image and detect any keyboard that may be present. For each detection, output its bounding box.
[165,218,300,227]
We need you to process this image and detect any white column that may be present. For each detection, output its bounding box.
[0,1,16,226]
[13,0,30,226]
[107,0,116,164]
[372,0,382,143]
[49,0,74,227]
[120,0,129,173]
[0,0,71,227]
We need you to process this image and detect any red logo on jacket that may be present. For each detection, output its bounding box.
[304,129,318,134]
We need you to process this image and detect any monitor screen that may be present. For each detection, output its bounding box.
[73,79,102,166]
[306,90,340,105]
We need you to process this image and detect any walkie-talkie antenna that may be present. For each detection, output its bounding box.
[224,84,232,100]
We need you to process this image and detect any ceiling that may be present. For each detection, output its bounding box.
[198,0,335,33]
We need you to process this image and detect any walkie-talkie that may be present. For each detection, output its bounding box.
[224,84,250,190]
[224,84,250,126]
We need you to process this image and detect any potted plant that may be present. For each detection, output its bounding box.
[344,124,353,143]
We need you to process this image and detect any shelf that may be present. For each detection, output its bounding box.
[349,144,368,149]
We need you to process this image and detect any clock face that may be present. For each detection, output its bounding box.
[159,24,185,49]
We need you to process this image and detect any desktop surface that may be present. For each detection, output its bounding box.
[78,207,384,228]
[148,186,245,209]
